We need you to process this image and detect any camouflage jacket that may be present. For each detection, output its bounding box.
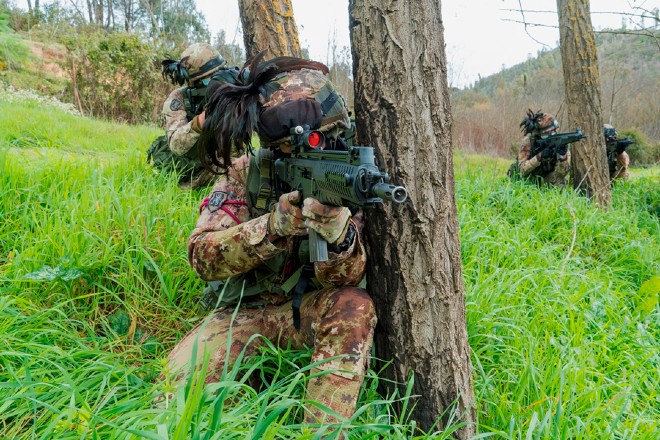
[162,87,200,156]
[188,154,367,304]
[517,134,571,185]
[517,134,542,176]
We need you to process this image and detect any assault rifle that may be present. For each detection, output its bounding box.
[606,137,634,174]
[184,86,206,120]
[273,125,408,262]
[529,128,586,174]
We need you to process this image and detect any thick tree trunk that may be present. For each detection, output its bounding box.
[557,0,611,207]
[349,0,475,437]
[238,0,301,59]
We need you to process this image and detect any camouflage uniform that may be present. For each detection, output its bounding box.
[517,134,572,186]
[160,43,226,189]
[604,125,631,181]
[516,113,570,186]
[165,154,376,422]
[162,87,203,156]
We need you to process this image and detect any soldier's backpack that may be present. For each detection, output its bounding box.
[146,134,202,178]
[507,160,520,179]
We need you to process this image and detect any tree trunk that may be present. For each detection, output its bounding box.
[86,0,94,23]
[557,0,612,207]
[238,0,301,59]
[349,0,475,438]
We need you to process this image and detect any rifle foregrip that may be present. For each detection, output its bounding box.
[308,229,329,263]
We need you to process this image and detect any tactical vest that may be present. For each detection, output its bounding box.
[202,148,317,313]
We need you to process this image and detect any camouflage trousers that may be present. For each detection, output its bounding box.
[165,286,376,423]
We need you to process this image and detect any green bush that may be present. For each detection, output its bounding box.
[61,29,171,124]
[619,127,660,167]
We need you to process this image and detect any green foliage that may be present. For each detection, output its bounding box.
[157,0,211,46]
[61,29,171,124]
[0,12,30,71]
[214,29,245,67]
[1,100,659,438]
[618,127,660,167]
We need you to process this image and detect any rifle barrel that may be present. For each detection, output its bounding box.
[372,182,408,203]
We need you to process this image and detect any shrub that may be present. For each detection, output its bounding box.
[61,29,171,124]
[619,127,660,167]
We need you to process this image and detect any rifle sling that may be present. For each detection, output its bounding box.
[292,264,315,330]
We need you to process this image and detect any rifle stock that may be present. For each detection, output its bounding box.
[274,126,408,262]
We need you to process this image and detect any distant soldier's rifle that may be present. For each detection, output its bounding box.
[529,128,587,174]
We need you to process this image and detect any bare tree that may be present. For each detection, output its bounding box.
[238,0,301,59]
[349,0,475,438]
[557,0,611,207]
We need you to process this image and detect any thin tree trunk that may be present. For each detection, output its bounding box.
[86,0,93,23]
[557,0,611,207]
[238,0,301,59]
[349,0,476,437]
[71,59,84,116]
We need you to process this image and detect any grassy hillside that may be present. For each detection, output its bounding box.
[1,95,659,438]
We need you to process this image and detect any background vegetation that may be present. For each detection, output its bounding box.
[450,32,660,164]
[1,1,657,167]
[1,87,658,439]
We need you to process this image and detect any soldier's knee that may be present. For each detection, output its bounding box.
[323,286,376,327]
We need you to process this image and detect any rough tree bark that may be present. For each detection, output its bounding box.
[238,0,301,59]
[349,0,475,438]
[557,0,612,207]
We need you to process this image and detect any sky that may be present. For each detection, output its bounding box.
[13,0,658,88]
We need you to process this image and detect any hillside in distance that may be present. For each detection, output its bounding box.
[451,30,660,158]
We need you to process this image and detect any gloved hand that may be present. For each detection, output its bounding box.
[268,191,308,237]
[302,198,351,244]
[191,111,206,133]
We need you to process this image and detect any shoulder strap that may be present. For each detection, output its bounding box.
[246,148,277,217]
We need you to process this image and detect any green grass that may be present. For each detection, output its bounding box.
[0,14,30,72]
[1,96,658,439]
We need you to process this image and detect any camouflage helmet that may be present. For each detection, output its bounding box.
[535,113,559,136]
[180,43,225,82]
[603,124,617,142]
[520,109,558,136]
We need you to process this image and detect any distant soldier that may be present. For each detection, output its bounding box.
[148,43,237,189]
[508,109,571,186]
[604,124,631,181]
